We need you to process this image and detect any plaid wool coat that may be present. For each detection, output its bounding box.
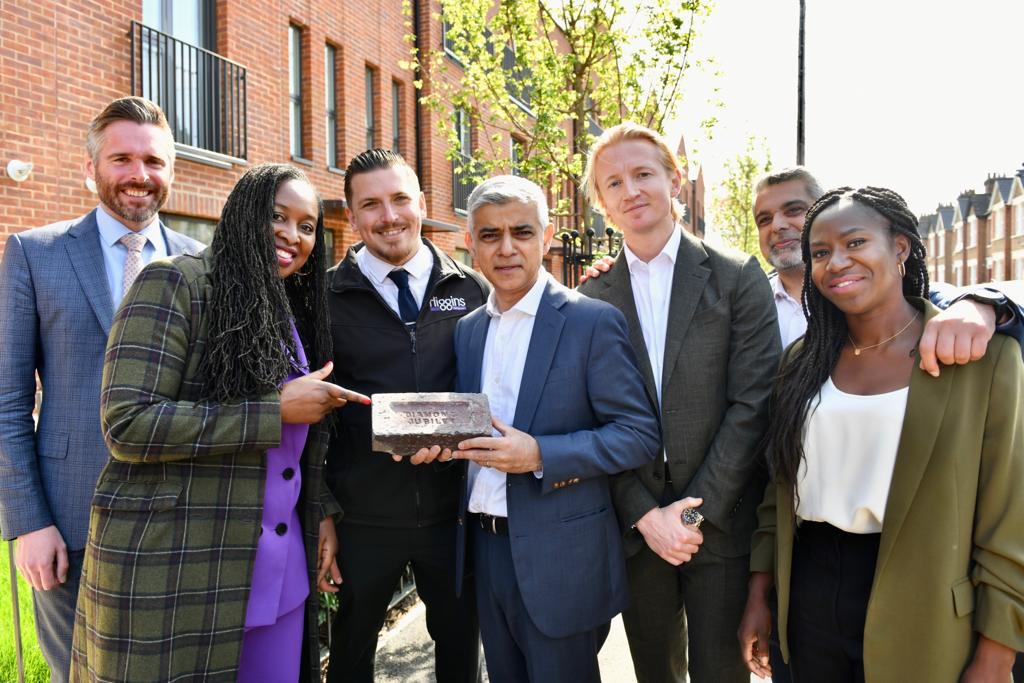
[71,250,341,683]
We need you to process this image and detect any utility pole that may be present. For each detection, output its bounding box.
[797,0,806,165]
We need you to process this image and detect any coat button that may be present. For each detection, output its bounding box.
[275,523,288,536]
[282,467,295,480]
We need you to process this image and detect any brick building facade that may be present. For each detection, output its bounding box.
[921,167,1024,285]
[1,0,705,278]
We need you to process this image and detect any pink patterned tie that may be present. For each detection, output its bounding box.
[119,232,147,298]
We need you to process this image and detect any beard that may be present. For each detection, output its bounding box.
[95,172,168,225]
[768,245,803,273]
[768,230,804,272]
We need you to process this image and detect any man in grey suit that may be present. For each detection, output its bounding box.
[579,122,780,682]
[0,97,202,682]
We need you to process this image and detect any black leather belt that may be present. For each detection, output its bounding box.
[469,512,508,536]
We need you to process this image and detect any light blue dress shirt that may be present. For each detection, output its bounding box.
[94,205,168,304]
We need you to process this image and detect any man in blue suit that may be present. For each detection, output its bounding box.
[0,97,202,682]
[412,175,665,681]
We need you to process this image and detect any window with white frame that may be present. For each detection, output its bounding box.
[391,80,402,153]
[968,217,977,248]
[994,209,1005,240]
[1016,203,1024,236]
[325,44,338,167]
[289,25,304,158]
[365,66,377,150]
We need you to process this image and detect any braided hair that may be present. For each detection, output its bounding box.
[200,163,331,402]
[763,186,929,491]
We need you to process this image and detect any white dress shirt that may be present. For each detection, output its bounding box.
[622,226,681,407]
[467,272,551,517]
[796,377,908,534]
[771,272,806,348]
[95,205,167,304]
[356,240,433,316]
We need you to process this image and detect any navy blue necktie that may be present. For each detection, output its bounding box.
[387,269,419,324]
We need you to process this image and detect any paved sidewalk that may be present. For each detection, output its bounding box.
[373,604,765,682]
[373,604,637,682]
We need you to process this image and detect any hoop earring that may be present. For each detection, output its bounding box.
[897,260,906,278]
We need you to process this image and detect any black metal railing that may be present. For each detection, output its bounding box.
[130,21,248,159]
[453,152,475,212]
[560,226,623,288]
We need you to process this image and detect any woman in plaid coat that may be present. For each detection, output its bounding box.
[71,164,364,682]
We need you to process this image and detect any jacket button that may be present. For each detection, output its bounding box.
[275,523,288,536]
[282,467,295,480]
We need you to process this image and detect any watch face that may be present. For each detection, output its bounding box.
[681,508,704,528]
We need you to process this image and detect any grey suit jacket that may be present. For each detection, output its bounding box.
[0,209,203,550]
[579,228,781,556]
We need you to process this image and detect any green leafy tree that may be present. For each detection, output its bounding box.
[713,135,772,270]
[404,0,711,228]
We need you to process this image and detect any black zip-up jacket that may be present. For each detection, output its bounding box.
[325,239,490,527]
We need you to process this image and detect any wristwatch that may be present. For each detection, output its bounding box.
[681,508,704,528]
[954,287,1012,325]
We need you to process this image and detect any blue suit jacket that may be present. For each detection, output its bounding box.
[0,209,203,550]
[453,279,661,639]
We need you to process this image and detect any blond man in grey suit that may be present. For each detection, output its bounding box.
[579,122,780,682]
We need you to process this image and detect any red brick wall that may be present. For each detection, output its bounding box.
[0,0,435,264]
[1,0,702,284]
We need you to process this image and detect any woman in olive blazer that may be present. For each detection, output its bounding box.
[740,187,1024,682]
[71,165,354,682]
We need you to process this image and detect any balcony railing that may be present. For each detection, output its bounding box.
[453,152,475,213]
[130,21,248,159]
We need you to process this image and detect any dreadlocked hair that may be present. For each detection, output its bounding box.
[200,163,332,402]
[762,185,929,493]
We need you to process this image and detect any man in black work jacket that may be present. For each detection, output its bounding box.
[325,149,488,683]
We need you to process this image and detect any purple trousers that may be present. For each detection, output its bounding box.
[237,601,305,682]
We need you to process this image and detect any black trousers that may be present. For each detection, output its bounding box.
[788,521,880,683]
[326,521,480,683]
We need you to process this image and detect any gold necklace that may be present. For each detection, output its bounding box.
[848,311,920,356]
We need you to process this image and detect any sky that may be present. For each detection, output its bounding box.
[666,0,1024,222]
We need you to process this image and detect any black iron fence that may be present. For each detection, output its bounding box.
[560,225,623,288]
[130,21,248,159]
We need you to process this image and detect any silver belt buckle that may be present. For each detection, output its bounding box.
[490,515,498,534]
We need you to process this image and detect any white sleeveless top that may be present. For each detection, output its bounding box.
[795,377,909,534]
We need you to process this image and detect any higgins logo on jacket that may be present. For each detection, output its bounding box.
[429,295,468,313]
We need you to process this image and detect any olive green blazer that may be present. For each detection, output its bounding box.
[751,302,1024,682]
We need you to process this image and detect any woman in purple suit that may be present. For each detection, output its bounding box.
[74,164,368,682]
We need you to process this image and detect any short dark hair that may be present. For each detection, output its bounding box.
[86,97,174,162]
[343,148,417,207]
[754,166,824,203]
